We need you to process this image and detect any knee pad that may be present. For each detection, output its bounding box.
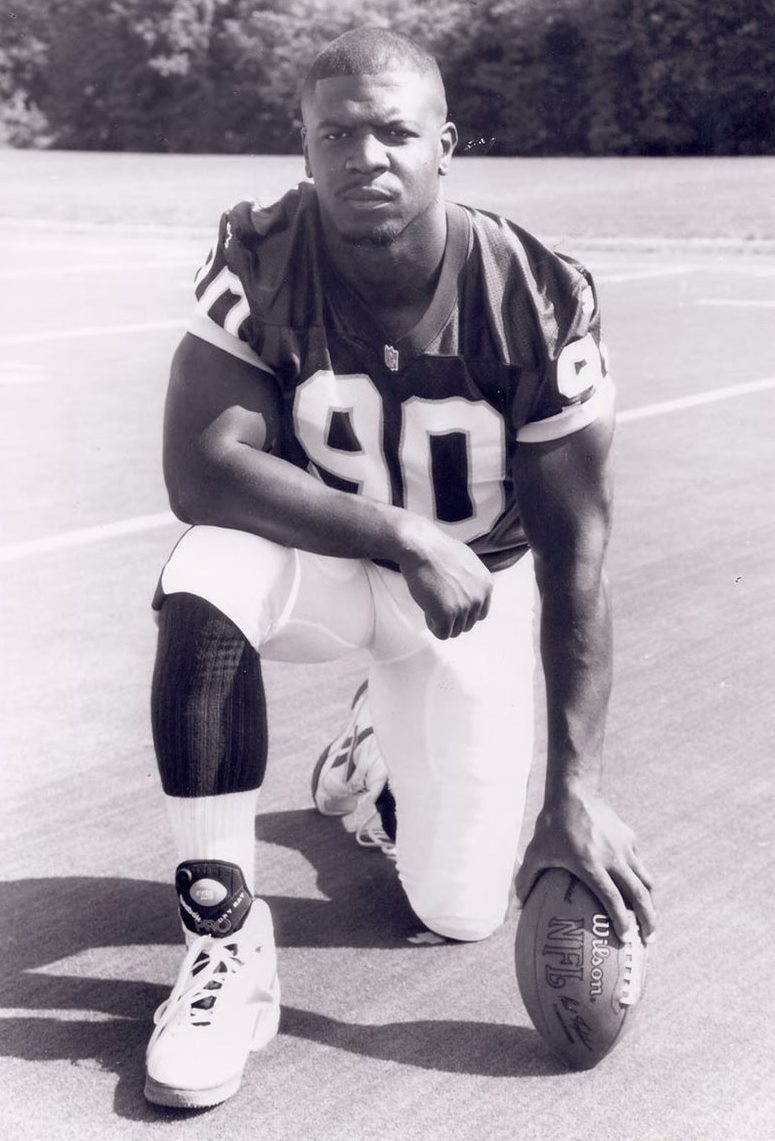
[158,526,297,649]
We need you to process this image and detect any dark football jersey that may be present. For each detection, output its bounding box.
[188,182,612,570]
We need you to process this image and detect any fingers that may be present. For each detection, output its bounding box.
[516,850,656,944]
[428,595,491,639]
[609,863,657,943]
[629,849,655,893]
[406,539,493,640]
[580,868,638,944]
[582,861,655,944]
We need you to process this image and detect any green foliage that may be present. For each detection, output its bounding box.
[1,0,773,154]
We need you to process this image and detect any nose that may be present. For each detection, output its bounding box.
[344,131,389,174]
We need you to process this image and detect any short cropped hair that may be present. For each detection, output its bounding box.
[301,27,447,117]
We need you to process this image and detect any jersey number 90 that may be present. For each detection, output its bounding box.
[294,371,507,544]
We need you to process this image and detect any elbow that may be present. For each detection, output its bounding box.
[164,467,196,525]
[166,485,194,525]
[163,446,211,526]
[532,504,612,590]
[163,430,245,527]
[532,535,609,602]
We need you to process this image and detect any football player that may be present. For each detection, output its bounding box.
[144,27,656,1109]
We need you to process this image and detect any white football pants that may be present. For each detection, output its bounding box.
[159,526,537,941]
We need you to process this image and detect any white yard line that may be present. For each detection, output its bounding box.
[4,264,774,346]
[696,299,775,308]
[0,512,177,563]
[0,319,187,346]
[595,267,688,283]
[0,259,195,280]
[617,376,775,422]
[2,375,773,565]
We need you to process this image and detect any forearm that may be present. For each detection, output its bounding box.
[537,557,613,798]
[171,428,420,566]
[521,558,656,939]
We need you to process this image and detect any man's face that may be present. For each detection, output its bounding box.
[302,70,457,246]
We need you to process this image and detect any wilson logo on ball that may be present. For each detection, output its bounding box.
[590,913,612,1000]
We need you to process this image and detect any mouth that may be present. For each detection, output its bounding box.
[339,186,395,204]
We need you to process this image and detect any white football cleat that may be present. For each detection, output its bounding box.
[144,898,280,1109]
[311,681,388,821]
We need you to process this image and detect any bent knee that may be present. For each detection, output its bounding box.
[407,893,507,943]
[158,525,296,648]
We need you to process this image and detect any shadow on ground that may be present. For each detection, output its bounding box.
[1,807,559,1120]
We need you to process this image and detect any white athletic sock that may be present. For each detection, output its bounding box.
[163,789,260,894]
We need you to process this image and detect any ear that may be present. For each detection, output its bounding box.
[438,121,458,176]
[301,127,313,179]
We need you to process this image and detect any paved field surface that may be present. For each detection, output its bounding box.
[1,157,774,1140]
[1,150,774,244]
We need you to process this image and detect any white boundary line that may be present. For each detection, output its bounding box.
[0,319,187,346]
[0,512,176,563]
[3,260,773,345]
[616,376,775,422]
[2,375,773,564]
[595,267,687,284]
[696,299,775,308]
[0,259,195,281]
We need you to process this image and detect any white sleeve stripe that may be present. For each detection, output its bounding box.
[223,293,250,336]
[187,313,276,373]
[516,376,615,443]
[195,266,247,324]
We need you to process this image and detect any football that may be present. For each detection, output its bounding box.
[515,868,647,1070]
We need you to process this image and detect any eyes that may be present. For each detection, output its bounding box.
[321,127,416,143]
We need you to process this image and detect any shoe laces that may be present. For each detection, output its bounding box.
[152,934,268,1034]
[355,811,397,861]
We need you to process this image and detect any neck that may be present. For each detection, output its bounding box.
[322,197,448,309]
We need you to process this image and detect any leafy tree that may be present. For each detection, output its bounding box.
[0,0,772,153]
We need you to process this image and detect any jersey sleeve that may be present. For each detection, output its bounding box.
[516,270,614,444]
[187,208,276,374]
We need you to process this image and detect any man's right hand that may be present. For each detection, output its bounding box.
[395,517,493,639]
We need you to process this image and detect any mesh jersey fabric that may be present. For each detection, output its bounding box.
[187,182,611,570]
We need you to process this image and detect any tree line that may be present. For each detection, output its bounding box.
[1,0,773,155]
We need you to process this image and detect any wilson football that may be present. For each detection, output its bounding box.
[515,868,647,1070]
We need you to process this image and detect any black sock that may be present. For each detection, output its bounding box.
[151,592,267,797]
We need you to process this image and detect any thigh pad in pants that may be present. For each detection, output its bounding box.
[158,525,376,661]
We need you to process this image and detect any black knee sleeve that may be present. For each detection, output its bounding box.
[151,592,267,797]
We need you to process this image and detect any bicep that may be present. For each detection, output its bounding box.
[511,403,615,577]
[163,333,282,482]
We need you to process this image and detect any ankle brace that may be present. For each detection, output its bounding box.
[176,860,253,938]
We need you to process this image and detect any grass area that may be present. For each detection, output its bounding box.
[3,149,774,246]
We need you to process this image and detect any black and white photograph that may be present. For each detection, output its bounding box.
[1,1,773,1137]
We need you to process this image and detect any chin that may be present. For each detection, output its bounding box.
[338,218,403,247]
[327,202,406,248]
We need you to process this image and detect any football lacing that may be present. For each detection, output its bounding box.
[619,924,646,1007]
